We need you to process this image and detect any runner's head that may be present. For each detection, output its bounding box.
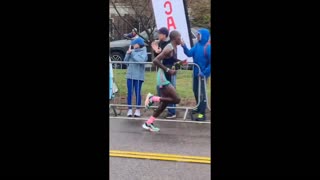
[158,27,169,41]
[169,30,182,45]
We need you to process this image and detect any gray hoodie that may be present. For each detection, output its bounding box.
[124,46,148,81]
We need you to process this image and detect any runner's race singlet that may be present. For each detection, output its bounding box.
[156,43,177,87]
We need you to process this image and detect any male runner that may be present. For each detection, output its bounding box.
[143,30,184,132]
[151,27,177,118]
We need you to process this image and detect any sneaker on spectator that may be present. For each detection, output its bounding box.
[166,113,176,119]
[195,113,206,121]
[134,109,141,117]
[127,109,133,117]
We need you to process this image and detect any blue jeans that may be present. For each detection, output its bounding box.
[127,79,144,109]
[157,74,176,115]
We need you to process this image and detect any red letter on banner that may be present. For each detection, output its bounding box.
[164,1,172,15]
[167,16,176,31]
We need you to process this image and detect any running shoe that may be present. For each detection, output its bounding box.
[195,113,206,121]
[142,123,160,132]
[145,93,154,109]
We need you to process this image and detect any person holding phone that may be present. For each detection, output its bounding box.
[124,28,139,40]
[124,37,148,117]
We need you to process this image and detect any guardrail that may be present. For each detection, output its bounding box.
[109,61,211,120]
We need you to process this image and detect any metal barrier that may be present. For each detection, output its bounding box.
[109,61,211,120]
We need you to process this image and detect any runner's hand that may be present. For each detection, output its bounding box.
[168,69,177,75]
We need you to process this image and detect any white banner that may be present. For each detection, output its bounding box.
[151,0,194,62]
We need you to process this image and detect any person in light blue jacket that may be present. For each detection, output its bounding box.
[124,37,148,117]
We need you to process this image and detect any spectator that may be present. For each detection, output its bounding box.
[152,27,170,56]
[181,28,211,121]
[124,37,148,117]
[109,57,113,100]
[124,28,139,40]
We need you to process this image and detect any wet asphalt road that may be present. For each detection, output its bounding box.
[109,118,211,180]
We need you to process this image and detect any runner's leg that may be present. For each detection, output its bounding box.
[149,85,180,104]
[143,85,180,132]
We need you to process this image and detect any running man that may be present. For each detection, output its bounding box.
[143,30,184,132]
[151,27,177,119]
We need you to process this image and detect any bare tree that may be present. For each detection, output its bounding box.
[110,0,157,46]
[187,0,211,29]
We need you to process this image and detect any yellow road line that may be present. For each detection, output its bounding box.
[109,150,211,164]
[110,150,210,160]
[110,153,210,164]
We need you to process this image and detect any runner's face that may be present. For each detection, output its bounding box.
[133,44,140,49]
[175,35,182,45]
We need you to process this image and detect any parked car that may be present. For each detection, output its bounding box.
[110,27,201,69]
[110,30,156,69]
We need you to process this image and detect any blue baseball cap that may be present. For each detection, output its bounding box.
[131,37,145,46]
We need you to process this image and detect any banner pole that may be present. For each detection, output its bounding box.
[183,0,194,47]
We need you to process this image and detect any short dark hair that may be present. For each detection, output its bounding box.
[169,30,181,41]
[158,27,169,37]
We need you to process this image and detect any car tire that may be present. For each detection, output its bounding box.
[111,51,126,69]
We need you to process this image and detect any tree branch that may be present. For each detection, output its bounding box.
[111,1,136,30]
[110,0,157,43]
